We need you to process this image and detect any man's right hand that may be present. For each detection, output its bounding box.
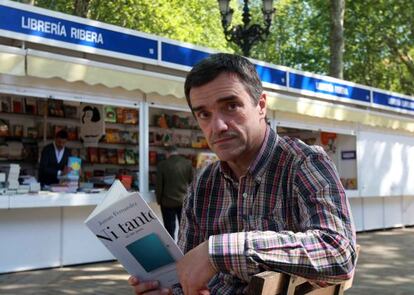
[128,276,172,295]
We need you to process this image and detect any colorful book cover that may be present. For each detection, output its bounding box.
[123,109,138,124]
[67,156,82,180]
[99,148,108,164]
[125,149,136,165]
[104,106,117,123]
[107,149,118,164]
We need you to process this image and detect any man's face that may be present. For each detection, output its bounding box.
[189,72,267,164]
[55,137,67,150]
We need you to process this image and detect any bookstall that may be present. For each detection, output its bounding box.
[0,0,413,273]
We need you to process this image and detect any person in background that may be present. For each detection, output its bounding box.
[38,129,70,188]
[130,53,356,294]
[156,145,193,240]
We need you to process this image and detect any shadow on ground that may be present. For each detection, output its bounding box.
[0,228,413,295]
[348,227,414,295]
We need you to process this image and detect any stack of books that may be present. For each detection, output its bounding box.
[52,157,82,193]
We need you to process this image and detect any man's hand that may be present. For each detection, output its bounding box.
[128,277,172,295]
[177,240,217,295]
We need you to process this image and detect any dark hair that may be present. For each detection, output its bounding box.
[55,129,68,139]
[82,106,101,123]
[184,53,263,110]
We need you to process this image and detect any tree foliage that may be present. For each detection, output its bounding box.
[17,0,414,95]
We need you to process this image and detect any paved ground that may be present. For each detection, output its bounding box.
[0,227,413,295]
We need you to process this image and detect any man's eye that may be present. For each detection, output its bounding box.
[227,103,238,111]
[197,111,210,119]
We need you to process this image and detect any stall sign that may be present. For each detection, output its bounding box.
[373,91,414,113]
[289,72,371,104]
[0,1,158,62]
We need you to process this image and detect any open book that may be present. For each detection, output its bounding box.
[85,180,183,287]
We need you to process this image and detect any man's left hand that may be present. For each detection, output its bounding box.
[177,240,216,295]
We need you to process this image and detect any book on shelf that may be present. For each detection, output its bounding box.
[84,180,182,287]
[48,99,64,117]
[0,96,11,112]
[123,109,138,124]
[24,97,37,115]
[12,97,24,113]
[88,147,99,163]
[104,106,117,123]
[117,149,126,165]
[125,149,136,165]
[63,104,79,119]
[107,149,118,164]
[12,125,23,137]
[99,148,108,164]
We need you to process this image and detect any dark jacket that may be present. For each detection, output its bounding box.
[156,154,193,208]
[38,143,70,186]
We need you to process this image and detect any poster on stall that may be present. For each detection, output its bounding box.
[79,103,105,147]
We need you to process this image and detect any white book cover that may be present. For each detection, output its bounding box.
[85,180,183,287]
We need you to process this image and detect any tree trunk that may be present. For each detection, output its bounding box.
[73,0,91,18]
[329,0,345,79]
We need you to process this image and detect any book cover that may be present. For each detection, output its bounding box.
[117,149,126,165]
[24,97,37,114]
[88,147,99,163]
[125,149,136,165]
[104,106,117,123]
[99,148,108,164]
[123,109,138,124]
[107,149,118,164]
[84,180,182,287]
[67,156,82,180]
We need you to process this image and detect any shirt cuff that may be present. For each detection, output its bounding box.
[208,232,249,281]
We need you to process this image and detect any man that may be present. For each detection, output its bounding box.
[38,129,70,187]
[129,53,356,294]
[156,145,194,240]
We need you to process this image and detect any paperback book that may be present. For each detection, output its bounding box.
[85,180,182,287]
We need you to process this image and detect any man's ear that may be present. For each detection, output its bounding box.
[258,93,267,116]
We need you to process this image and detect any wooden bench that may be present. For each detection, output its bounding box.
[248,245,360,295]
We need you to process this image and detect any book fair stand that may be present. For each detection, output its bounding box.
[0,0,414,273]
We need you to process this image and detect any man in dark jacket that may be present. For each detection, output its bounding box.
[38,130,70,187]
[156,145,193,240]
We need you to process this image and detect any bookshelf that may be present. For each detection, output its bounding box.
[0,94,140,189]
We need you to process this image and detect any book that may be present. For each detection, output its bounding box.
[67,156,82,180]
[104,106,117,123]
[84,180,182,287]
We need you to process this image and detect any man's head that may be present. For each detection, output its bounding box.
[184,53,267,170]
[55,130,68,150]
[184,53,263,111]
[164,144,178,157]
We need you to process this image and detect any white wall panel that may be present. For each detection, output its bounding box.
[61,206,113,265]
[362,197,384,230]
[349,198,364,232]
[0,208,61,273]
[383,197,403,228]
[402,196,414,226]
[358,130,414,197]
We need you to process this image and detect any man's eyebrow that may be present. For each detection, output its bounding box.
[192,95,238,113]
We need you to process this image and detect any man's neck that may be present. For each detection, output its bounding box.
[227,125,268,179]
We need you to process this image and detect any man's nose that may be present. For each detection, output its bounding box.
[211,114,228,133]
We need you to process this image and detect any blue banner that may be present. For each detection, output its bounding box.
[289,73,370,103]
[0,4,158,60]
[255,65,286,86]
[161,42,210,67]
[373,91,414,112]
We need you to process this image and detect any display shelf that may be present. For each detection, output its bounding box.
[83,162,138,167]
[0,111,43,119]
[98,142,138,148]
[6,191,107,209]
[106,122,138,129]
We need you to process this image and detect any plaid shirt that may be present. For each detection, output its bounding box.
[174,127,356,294]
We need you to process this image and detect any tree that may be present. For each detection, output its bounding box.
[329,0,344,79]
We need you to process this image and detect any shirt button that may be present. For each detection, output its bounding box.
[242,192,248,198]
